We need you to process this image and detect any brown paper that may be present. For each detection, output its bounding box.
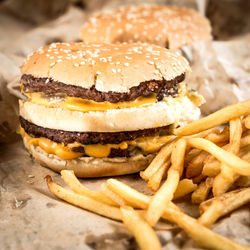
[0,1,250,249]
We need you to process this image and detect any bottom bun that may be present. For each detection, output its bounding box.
[23,137,155,177]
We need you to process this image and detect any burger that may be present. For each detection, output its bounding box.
[81,5,211,50]
[19,42,203,177]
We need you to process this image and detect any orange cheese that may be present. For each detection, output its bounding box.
[25,92,157,112]
[20,128,174,159]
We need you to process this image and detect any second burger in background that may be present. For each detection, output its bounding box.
[81,5,211,50]
[19,43,203,177]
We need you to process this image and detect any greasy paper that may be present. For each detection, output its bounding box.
[0,1,250,249]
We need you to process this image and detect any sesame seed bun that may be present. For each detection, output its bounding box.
[81,5,211,50]
[21,42,190,93]
[23,136,154,177]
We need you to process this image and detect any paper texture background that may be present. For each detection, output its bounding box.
[0,0,249,249]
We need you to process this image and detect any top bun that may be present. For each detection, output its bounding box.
[21,42,190,93]
[81,5,211,50]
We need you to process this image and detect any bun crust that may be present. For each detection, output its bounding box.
[81,5,211,50]
[23,137,154,177]
[21,43,190,93]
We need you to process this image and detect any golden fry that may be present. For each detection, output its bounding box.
[147,160,170,191]
[146,139,187,226]
[184,148,202,163]
[99,183,127,206]
[186,151,209,178]
[121,206,161,250]
[205,126,229,144]
[244,115,250,129]
[188,138,250,176]
[174,179,197,199]
[199,188,250,227]
[213,119,242,196]
[107,179,247,250]
[175,100,250,136]
[191,177,213,204]
[164,207,248,250]
[46,176,122,221]
[60,170,117,206]
[140,140,175,181]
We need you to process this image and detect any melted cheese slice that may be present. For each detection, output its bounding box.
[25,92,157,112]
[20,128,174,159]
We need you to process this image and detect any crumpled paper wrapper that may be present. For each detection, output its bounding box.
[0,1,250,249]
[1,141,249,249]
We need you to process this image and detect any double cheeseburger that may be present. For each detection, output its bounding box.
[19,43,203,177]
[81,5,211,50]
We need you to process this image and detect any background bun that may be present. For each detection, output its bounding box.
[21,42,190,93]
[81,5,211,50]
[23,137,154,177]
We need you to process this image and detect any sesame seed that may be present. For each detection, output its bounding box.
[124,62,129,66]
[74,63,79,67]
[50,62,55,66]
[112,68,116,73]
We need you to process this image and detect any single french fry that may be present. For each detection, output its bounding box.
[147,160,170,191]
[244,115,250,129]
[186,151,209,178]
[213,119,242,196]
[199,188,250,227]
[185,148,202,163]
[146,139,187,226]
[241,134,250,148]
[140,140,175,181]
[205,126,229,144]
[99,183,127,206]
[46,176,122,221]
[60,170,117,206]
[164,207,248,250]
[173,179,197,199]
[175,100,250,136]
[192,177,213,204]
[106,179,247,250]
[192,174,206,184]
[236,176,250,188]
[121,206,161,250]
[188,138,250,176]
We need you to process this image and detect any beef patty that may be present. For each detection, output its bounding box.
[21,73,185,103]
[20,116,172,145]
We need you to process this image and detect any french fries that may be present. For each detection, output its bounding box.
[188,138,250,176]
[45,101,250,250]
[46,176,122,221]
[244,115,250,129]
[140,141,175,181]
[191,177,213,204]
[186,151,209,178]
[146,139,186,226]
[174,179,197,199]
[212,119,242,196]
[198,188,250,227]
[61,170,117,206]
[147,160,170,191]
[175,100,250,136]
[121,206,161,250]
[106,178,247,250]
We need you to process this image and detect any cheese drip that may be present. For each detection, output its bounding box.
[19,128,174,159]
[25,92,157,112]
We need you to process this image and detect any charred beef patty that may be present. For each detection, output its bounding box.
[20,116,171,145]
[21,73,185,103]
